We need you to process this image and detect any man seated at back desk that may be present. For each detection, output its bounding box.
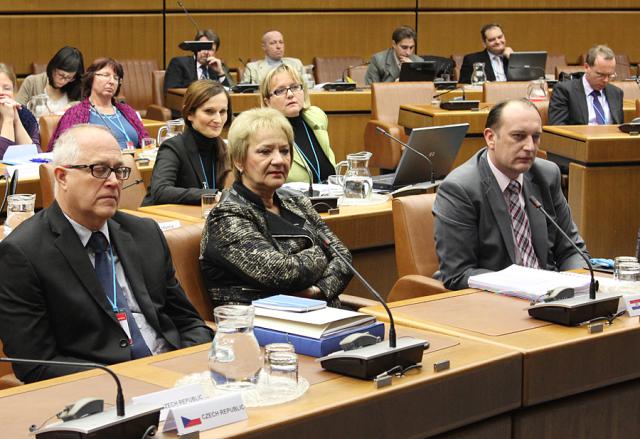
[458,23,513,84]
[241,30,305,84]
[364,25,423,85]
[0,125,213,383]
[433,99,588,290]
[548,44,623,126]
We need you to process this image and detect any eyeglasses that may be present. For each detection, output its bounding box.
[63,164,131,180]
[270,84,303,97]
[592,71,617,80]
[54,70,76,81]
[94,72,121,83]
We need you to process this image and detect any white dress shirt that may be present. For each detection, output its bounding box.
[489,52,507,82]
[582,74,612,125]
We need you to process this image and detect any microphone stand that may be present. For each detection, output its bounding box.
[375,126,436,184]
[177,0,201,33]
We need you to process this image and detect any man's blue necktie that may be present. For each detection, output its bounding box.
[591,90,606,125]
[86,231,151,359]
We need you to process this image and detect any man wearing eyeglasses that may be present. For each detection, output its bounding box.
[0,125,213,383]
[365,26,423,85]
[549,45,624,125]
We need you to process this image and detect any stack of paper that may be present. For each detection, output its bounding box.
[468,265,592,301]
[253,294,327,312]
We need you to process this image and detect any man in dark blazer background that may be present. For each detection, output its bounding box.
[364,25,423,84]
[548,44,623,125]
[433,99,587,290]
[458,23,513,84]
[165,29,234,117]
[0,125,213,383]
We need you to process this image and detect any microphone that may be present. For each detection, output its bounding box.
[315,231,429,380]
[177,0,200,33]
[238,58,253,84]
[0,357,160,438]
[526,196,621,326]
[375,126,436,184]
[122,179,144,190]
[341,61,370,82]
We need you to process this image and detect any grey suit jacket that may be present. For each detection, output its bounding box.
[0,203,213,382]
[241,57,305,84]
[364,48,423,84]
[433,148,587,290]
[548,78,624,125]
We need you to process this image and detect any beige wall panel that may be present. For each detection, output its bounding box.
[166,12,416,69]
[0,15,163,75]
[418,11,640,63]
[0,1,161,12]
[168,1,415,11]
[419,0,640,9]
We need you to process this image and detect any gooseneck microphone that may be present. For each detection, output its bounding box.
[375,126,436,184]
[238,58,253,84]
[177,0,201,33]
[122,179,144,190]
[315,231,428,380]
[528,196,598,299]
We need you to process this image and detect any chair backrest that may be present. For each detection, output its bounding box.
[163,222,214,321]
[533,100,550,126]
[611,80,640,101]
[451,54,464,81]
[313,56,363,84]
[483,81,549,103]
[635,98,640,118]
[117,59,159,112]
[392,193,439,278]
[347,64,368,88]
[371,82,436,123]
[556,65,585,79]
[545,54,567,78]
[39,114,63,152]
[31,62,47,74]
[151,70,166,107]
[118,154,146,210]
[39,163,56,208]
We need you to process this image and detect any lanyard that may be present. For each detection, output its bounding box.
[92,107,132,144]
[294,122,321,183]
[105,246,118,313]
[198,154,216,190]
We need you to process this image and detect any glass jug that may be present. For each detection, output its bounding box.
[27,94,51,119]
[470,62,487,86]
[527,79,548,102]
[156,118,185,145]
[335,151,373,199]
[208,305,262,391]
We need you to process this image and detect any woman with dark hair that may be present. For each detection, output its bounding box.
[16,46,84,112]
[47,57,148,150]
[142,79,233,205]
[0,63,40,158]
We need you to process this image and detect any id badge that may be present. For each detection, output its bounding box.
[125,140,135,150]
[116,311,133,344]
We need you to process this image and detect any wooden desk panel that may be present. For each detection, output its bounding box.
[362,290,640,407]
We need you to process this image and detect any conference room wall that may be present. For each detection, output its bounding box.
[165,12,416,67]
[0,0,161,12]
[418,11,640,64]
[419,0,638,9]
[165,0,416,10]
[0,14,163,76]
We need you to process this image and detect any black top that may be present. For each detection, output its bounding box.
[288,115,334,183]
[192,127,218,190]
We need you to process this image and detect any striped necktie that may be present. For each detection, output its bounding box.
[591,90,606,125]
[505,180,539,268]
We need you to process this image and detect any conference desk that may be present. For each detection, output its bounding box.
[138,200,397,299]
[0,326,522,439]
[166,89,371,162]
[541,124,640,258]
[362,290,640,438]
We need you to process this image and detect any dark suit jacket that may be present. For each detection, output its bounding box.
[548,78,624,125]
[458,50,508,84]
[0,203,213,383]
[142,126,232,206]
[433,148,587,290]
[364,48,423,84]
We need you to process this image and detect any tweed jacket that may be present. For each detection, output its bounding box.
[200,181,352,307]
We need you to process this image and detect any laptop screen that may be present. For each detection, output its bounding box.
[399,61,438,82]
[507,51,548,81]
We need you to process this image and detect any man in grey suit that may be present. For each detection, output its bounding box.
[433,99,587,290]
[241,30,305,84]
[364,26,423,85]
[549,45,623,125]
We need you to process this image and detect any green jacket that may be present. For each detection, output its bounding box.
[286,105,337,183]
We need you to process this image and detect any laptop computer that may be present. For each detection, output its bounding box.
[399,61,438,82]
[507,51,548,81]
[372,123,469,191]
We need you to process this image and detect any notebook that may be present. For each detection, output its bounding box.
[372,123,469,191]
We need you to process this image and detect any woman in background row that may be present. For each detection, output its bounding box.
[47,57,147,150]
[200,107,352,308]
[0,63,40,159]
[260,64,336,184]
[16,46,84,114]
[142,80,233,206]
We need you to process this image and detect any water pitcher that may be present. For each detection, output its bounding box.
[156,118,185,145]
[470,62,487,86]
[27,94,51,119]
[335,151,373,199]
[208,305,262,391]
[527,79,548,102]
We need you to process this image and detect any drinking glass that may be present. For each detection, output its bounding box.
[264,350,299,396]
[201,193,217,219]
[614,256,638,280]
[4,194,35,235]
